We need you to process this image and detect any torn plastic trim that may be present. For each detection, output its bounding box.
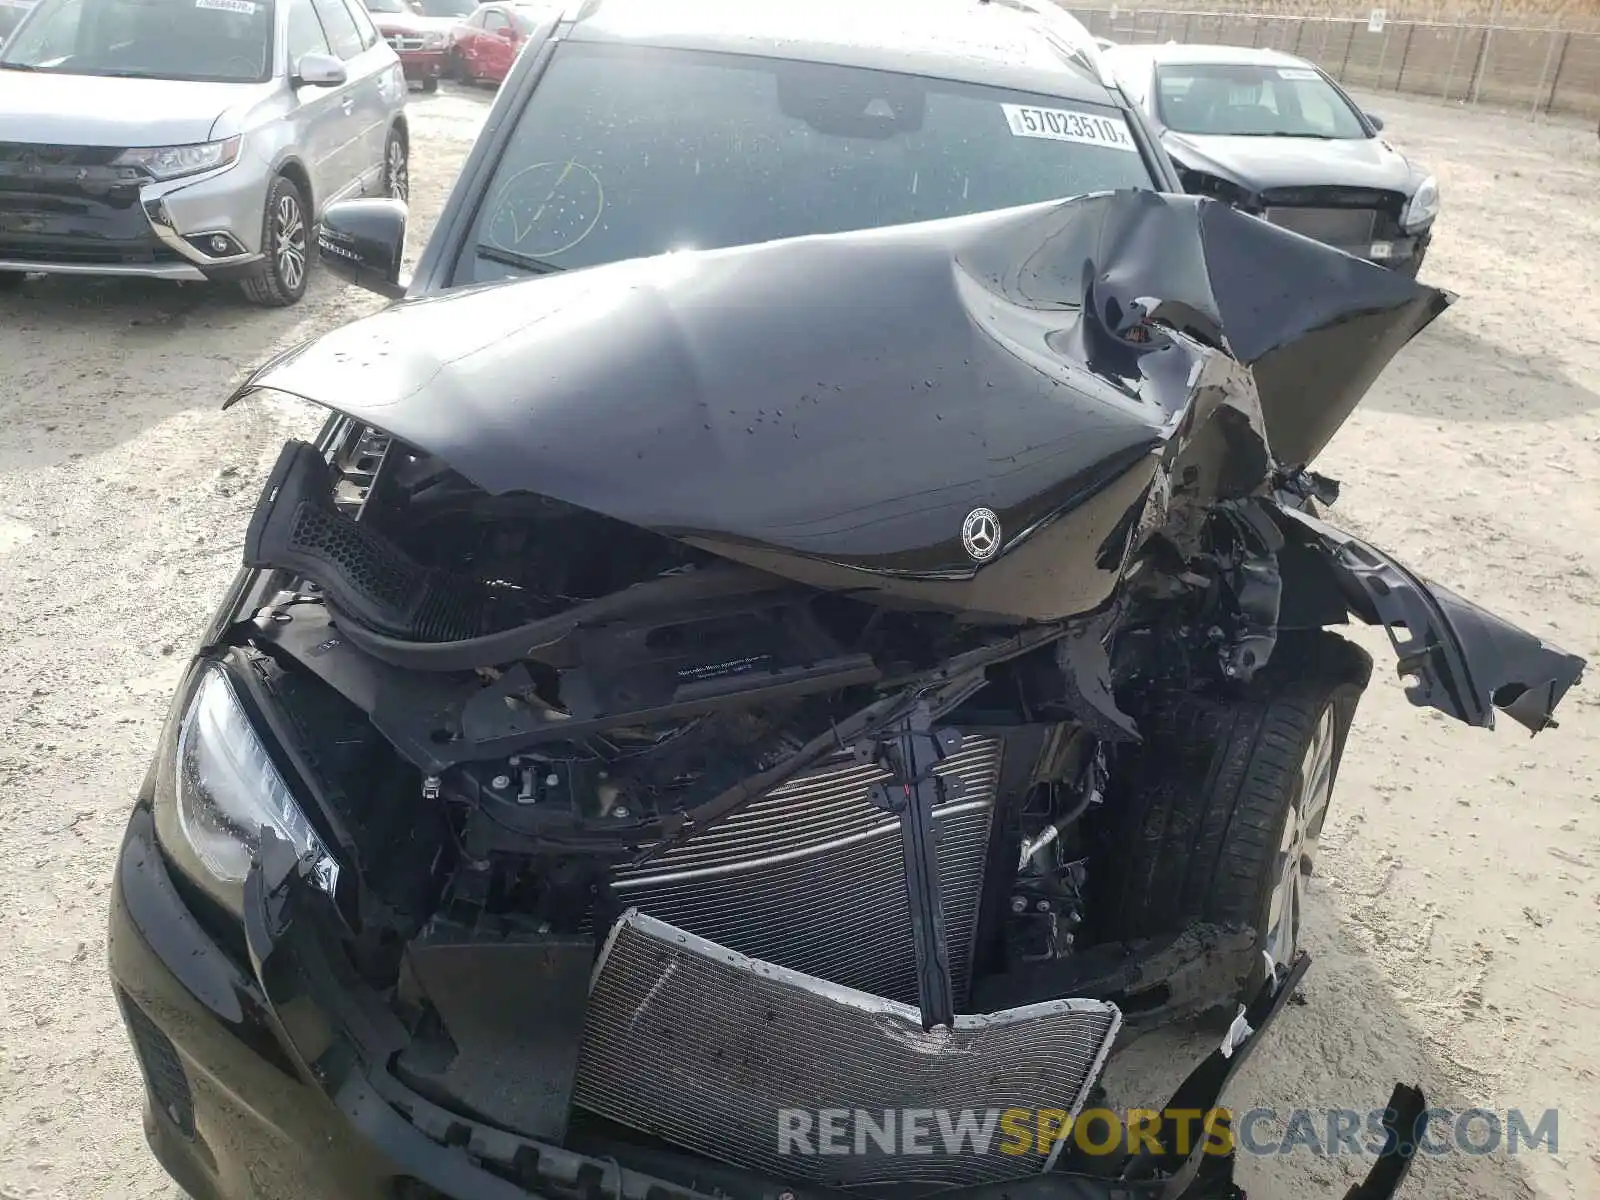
[1273,504,1585,734]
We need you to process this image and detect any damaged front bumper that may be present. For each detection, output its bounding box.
[110,800,1429,1200]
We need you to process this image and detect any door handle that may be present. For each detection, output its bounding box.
[341,95,355,113]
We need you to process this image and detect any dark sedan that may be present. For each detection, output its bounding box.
[1104,42,1438,276]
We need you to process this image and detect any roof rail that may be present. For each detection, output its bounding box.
[977,0,1117,88]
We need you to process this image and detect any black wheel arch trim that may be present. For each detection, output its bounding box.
[1271,502,1585,734]
[269,154,315,220]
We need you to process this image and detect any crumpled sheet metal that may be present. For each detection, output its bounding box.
[224,190,1450,591]
[953,187,1454,471]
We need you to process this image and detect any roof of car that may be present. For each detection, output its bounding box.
[1105,42,1317,69]
[563,0,1120,101]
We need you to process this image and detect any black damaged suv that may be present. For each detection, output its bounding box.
[107,2,1582,1200]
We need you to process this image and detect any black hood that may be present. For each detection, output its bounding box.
[230,190,1449,621]
[1163,130,1417,197]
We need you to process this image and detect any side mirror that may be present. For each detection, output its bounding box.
[295,52,348,87]
[1366,112,1385,131]
[496,24,517,39]
[317,197,409,300]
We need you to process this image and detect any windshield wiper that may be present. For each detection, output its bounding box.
[475,243,565,275]
[0,63,40,71]
[1222,131,1336,139]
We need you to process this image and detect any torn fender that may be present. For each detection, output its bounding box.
[1274,504,1585,734]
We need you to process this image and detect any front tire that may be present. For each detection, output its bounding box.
[1088,631,1373,976]
[420,74,438,94]
[384,126,409,202]
[239,174,309,307]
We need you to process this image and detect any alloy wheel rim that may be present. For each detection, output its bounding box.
[1264,705,1338,968]
[274,193,306,292]
[388,139,408,201]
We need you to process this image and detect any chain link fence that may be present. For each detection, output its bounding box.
[1063,6,1600,119]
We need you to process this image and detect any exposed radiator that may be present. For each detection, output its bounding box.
[1264,206,1377,247]
[573,911,1122,1189]
[609,733,1003,1005]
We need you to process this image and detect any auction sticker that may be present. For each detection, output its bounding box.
[1277,67,1321,80]
[196,0,257,12]
[1001,104,1138,152]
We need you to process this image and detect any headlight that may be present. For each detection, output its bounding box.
[421,31,446,48]
[162,664,339,910]
[1402,175,1439,230]
[113,136,241,182]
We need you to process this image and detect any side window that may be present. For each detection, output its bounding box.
[483,8,507,31]
[286,0,331,64]
[309,0,361,58]
[341,0,380,50]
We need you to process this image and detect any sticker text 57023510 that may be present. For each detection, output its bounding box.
[1001,104,1138,153]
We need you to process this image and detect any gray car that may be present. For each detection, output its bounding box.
[1103,43,1437,275]
[0,0,410,304]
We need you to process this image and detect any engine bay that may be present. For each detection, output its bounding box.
[221,420,1150,1166]
[242,418,1116,992]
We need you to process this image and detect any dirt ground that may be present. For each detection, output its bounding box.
[2,84,1599,1200]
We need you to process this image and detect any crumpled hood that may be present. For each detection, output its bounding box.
[1163,131,1417,195]
[231,190,1449,582]
[0,71,254,145]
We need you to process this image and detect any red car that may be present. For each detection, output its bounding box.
[449,1,540,85]
[363,0,458,92]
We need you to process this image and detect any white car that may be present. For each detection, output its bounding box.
[0,0,411,304]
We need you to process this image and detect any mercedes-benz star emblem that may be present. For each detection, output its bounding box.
[961,507,1001,563]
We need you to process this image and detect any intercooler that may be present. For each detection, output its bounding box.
[608,732,1004,1006]
[572,911,1123,1189]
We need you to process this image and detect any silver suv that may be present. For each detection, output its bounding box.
[0,0,410,305]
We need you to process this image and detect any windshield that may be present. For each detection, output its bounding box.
[459,42,1154,285]
[363,0,412,12]
[0,0,273,81]
[1154,62,1367,138]
[414,0,472,15]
